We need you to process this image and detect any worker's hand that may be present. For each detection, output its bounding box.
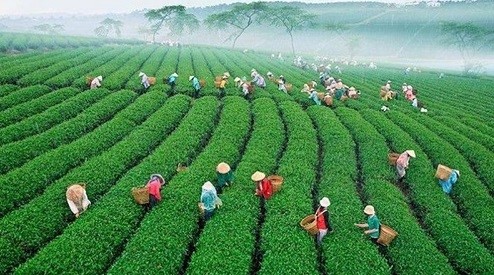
[75,213,80,218]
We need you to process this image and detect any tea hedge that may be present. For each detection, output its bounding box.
[108,97,251,274]
[0,88,110,146]
[361,109,494,274]
[335,107,455,274]
[0,90,138,216]
[0,90,135,174]
[0,87,79,129]
[186,98,285,274]
[0,85,52,111]
[16,96,221,274]
[0,93,189,273]
[0,84,18,97]
[387,111,494,254]
[307,107,390,274]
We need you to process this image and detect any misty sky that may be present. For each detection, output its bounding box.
[1,0,416,15]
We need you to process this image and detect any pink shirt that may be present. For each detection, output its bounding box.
[147,179,162,200]
[396,152,410,168]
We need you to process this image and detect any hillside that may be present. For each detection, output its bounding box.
[0,40,494,274]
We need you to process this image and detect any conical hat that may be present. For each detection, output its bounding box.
[216,162,231,174]
[364,205,375,215]
[150,174,165,184]
[320,197,330,207]
[251,171,265,181]
[406,150,416,158]
[202,181,215,190]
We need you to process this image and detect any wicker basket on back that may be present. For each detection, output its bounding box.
[435,164,452,180]
[131,186,149,204]
[388,152,400,165]
[377,224,398,246]
[300,215,319,235]
[267,175,283,193]
[148,77,156,85]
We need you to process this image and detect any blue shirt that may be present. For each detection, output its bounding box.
[201,190,217,211]
[439,170,459,194]
[192,77,200,90]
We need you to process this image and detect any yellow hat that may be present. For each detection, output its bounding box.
[216,162,231,174]
[364,205,375,215]
[251,171,265,181]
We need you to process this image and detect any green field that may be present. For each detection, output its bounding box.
[0,34,494,274]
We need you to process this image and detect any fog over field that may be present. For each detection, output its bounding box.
[1,0,493,74]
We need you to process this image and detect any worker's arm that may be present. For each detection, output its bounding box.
[354,223,368,228]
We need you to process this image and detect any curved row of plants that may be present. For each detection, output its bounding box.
[0,85,52,112]
[307,106,390,274]
[15,96,222,274]
[0,92,188,273]
[107,96,251,274]
[0,88,110,146]
[386,111,494,254]
[0,90,135,174]
[0,48,89,85]
[0,90,141,216]
[44,47,127,89]
[335,107,455,274]
[0,84,18,98]
[186,97,285,274]
[259,101,318,274]
[0,87,79,129]
[71,46,145,89]
[17,47,109,86]
[103,46,157,91]
[360,108,494,274]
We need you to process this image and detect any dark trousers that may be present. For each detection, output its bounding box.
[147,195,158,210]
[204,209,214,221]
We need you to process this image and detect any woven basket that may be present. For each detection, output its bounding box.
[285,83,293,92]
[131,186,149,204]
[377,224,398,246]
[86,77,94,86]
[435,164,452,180]
[323,96,333,107]
[300,215,319,235]
[148,77,156,85]
[267,175,283,193]
[214,81,221,88]
[388,152,400,165]
[199,79,206,88]
[380,90,387,98]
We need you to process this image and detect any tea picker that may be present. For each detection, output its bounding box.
[90,76,103,89]
[315,197,333,246]
[252,171,273,200]
[189,75,201,98]
[66,183,91,218]
[435,164,460,194]
[146,174,165,210]
[216,162,233,194]
[199,181,222,221]
[396,150,416,182]
[354,205,380,245]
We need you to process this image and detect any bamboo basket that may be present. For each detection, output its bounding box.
[317,92,325,101]
[131,186,149,204]
[148,77,156,85]
[285,83,293,92]
[267,175,283,193]
[435,164,452,180]
[323,96,333,107]
[85,77,94,86]
[388,152,400,165]
[300,215,319,235]
[377,224,398,246]
[199,79,206,88]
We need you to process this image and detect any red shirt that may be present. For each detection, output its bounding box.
[147,179,162,200]
[316,207,328,229]
[256,179,273,199]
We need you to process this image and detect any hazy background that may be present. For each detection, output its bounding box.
[1,0,493,74]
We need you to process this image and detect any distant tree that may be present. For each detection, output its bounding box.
[440,21,493,74]
[205,2,268,48]
[33,24,64,35]
[137,25,154,42]
[144,5,199,43]
[264,6,315,55]
[94,18,123,38]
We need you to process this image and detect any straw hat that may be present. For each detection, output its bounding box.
[150,174,165,184]
[171,73,178,78]
[138,72,144,77]
[280,75,284,78]
[224,72,230,77]
[202,181,215,191]
[454,169,460,177]
[251,69,256,72]
[216,162,231,174]
[234,77,241,82]
[364,205,375,215]
[189,76,194,81]
[222,75,228,79]
[320,197,330,207]
[251,171,265,181]
[405,150,416,158]
[349,87,356,91]
[387,80,391,83]
[97,76,103,81]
